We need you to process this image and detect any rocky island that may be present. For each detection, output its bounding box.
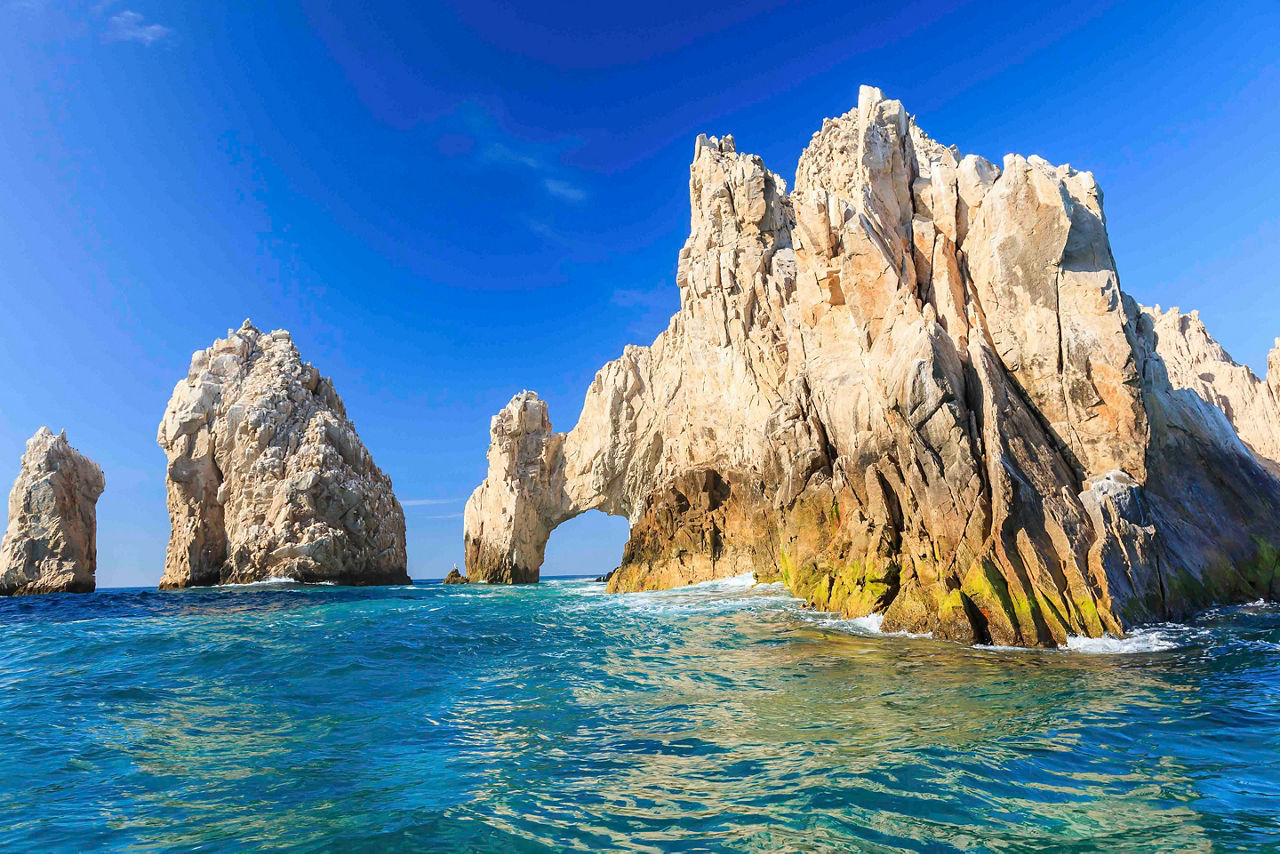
[0,428,105,595]
[157,320,409,588]
[465,86,1280,647]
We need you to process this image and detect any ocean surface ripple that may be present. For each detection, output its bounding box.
[1,576,1277,852]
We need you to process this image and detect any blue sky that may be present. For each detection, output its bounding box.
[2,0,1278,587]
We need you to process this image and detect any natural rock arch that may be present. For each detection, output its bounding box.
[463,86,1280,647]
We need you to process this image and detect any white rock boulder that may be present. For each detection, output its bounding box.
[0,428,105,595]
[157,321,408,587]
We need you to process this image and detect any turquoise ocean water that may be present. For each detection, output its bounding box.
[1,575,1277,852]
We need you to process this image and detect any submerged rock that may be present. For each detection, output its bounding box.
[443,566,469,585]
[157,320,409,588]
[0,428,105,595]
[464,87,1280,647]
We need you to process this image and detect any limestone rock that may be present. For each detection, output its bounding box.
[0,428,105,595]
[157,320,408,588]
[464,87,1280,646]
[1141,305,1280,472]
[443,566,469,584]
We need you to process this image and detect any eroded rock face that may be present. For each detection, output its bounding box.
[464,392,566,583]
[0,428,105,595]
[464,87,1280,646]
[1141,306,1280,473]
[158,320,409,588]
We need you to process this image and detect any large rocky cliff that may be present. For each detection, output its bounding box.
[0,428,104,595]
[157,320,409,588]
[464,87,1280,647]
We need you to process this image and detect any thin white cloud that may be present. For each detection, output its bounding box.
[484,142,543,170]
[471,131,587,203]
[422,513,464,520]
[104,10,171,45]
[543,178,587,202]
[401,498,462,507]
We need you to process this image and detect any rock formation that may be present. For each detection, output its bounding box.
[1141,305,1280,473]
[0,428,105,595]
[464,86,1280,647]
[442,566,469,585]
[157,320,409,588]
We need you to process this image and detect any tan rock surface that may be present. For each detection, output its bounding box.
[0,428,104,595]
[158,320,408,588]
[464,87,1280,646]
[1142,305,1280,472]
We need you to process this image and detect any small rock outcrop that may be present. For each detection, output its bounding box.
[0,428,105,595]
[442,566,469,585]
[464,87,1280,647]
[157,320,409,588]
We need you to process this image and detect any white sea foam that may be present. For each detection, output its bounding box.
[219,577,335,588]
[683,572,758,591]
[1064,628,1180,654]
[815,611,933,639]
[577,572,792,616]
[846,613,884,633]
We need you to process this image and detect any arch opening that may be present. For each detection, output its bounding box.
[541,510,630,579]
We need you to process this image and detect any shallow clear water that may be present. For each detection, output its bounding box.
[1,577,1277,852]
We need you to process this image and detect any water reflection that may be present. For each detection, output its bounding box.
[0,578,1275,850]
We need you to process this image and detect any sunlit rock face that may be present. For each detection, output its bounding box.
[0,428,104,595]
[464,86,1280,647]
[1141,305,1280,474]
[157,320,409,588]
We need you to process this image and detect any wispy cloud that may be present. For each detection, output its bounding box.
[439,103,589,205]
[103,10,171,45]
[422,513,464,520]
[484,142,542,170]
[401,498,462,507]
[543,178,587,202]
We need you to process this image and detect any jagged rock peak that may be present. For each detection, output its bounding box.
[0,428,105,595]
[464,87,1280,647]
[157,321,408,588]
[1141,304,1280,470]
